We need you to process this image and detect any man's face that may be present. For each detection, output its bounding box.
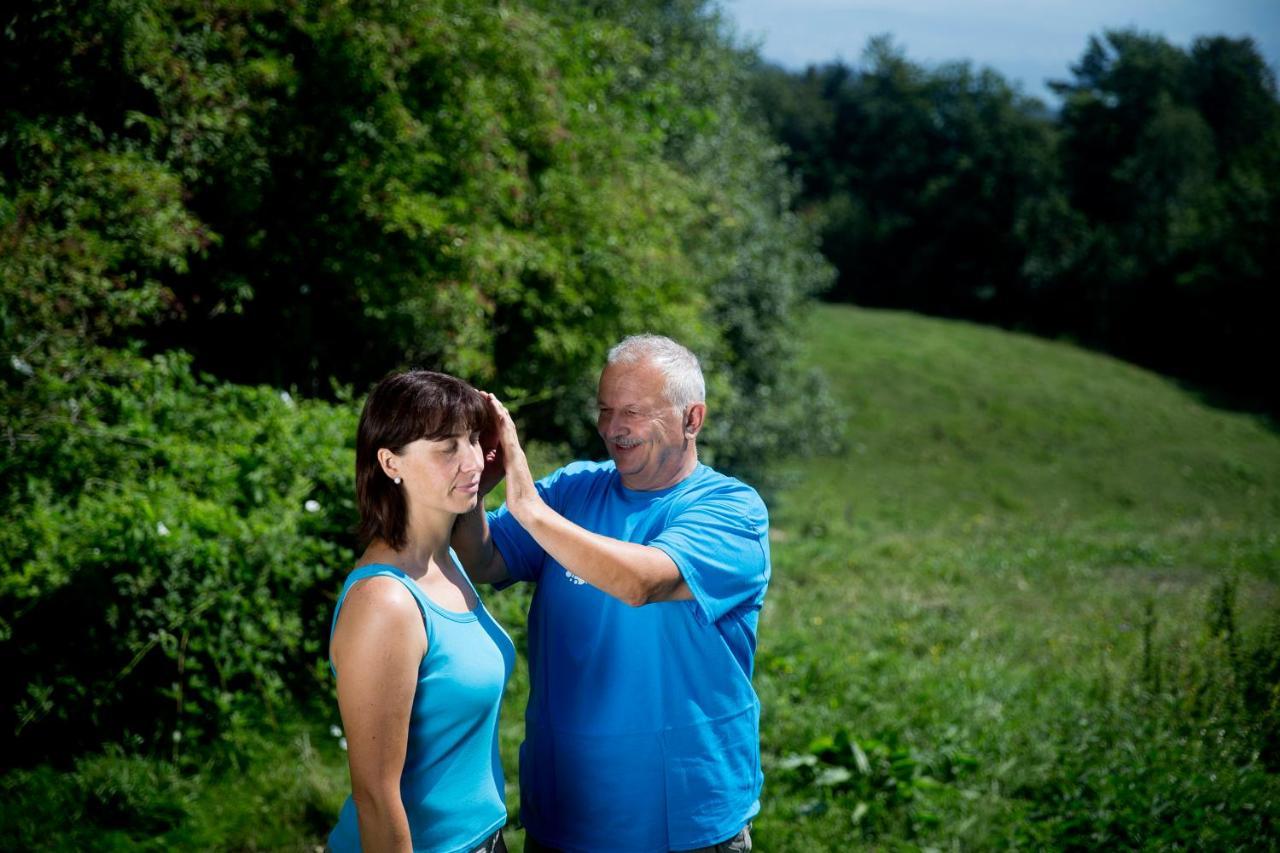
[596,360,691,491]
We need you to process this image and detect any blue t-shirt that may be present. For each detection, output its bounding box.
[488,461,771,852]
[328,558,515,853]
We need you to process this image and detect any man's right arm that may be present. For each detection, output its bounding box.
[452,504,512,586]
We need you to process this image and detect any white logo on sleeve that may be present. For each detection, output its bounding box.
[564,569,586,585]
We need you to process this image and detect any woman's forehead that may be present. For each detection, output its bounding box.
[410,428,475,446]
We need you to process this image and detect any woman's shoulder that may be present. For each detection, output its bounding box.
[339,573,422,624]
[332,573,427,657]
[330,574,429,674]
[345,570,413,601]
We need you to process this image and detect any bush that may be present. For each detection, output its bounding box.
[0,724,348,849]
[0,751,189,849]
[2,351,358,761]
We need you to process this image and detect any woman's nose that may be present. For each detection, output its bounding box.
[463,442,484,472]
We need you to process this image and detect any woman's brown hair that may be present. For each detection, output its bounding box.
[355,370,491,550]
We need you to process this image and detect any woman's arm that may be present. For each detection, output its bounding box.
[331,577,426,853]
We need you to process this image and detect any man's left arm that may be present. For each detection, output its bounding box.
[483,391,690,607]
[515,501,693,607]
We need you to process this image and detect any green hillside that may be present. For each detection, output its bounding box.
[779,303,1280,545]
[752,304,1280,848]
[5,305,1276,850]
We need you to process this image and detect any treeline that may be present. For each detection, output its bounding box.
[751,33,1280,410]
[0,0,837,762]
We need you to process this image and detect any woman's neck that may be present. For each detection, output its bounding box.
[364,508,456,578]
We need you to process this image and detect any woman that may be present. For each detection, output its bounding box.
[328,370,514,853]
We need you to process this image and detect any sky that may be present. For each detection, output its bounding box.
[721,0,1280,105]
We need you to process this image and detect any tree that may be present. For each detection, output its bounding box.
[751,29,1280,411]
[1051,31,1280,404]
[751,38,1062,326]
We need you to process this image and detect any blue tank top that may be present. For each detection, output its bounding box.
[327,556,515,853]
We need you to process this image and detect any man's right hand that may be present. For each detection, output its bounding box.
[478,391,506,498]
[485,393,540,523]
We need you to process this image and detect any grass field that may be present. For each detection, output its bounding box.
[749,305,1279,848]
[5,304,1277,849]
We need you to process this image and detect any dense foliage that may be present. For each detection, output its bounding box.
[752,32,1280,411]
[1,0,834,761]
[1,352,358,762]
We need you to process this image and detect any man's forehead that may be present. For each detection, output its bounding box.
[598,361,666,401]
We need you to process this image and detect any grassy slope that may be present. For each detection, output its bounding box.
[752,304,1280,848]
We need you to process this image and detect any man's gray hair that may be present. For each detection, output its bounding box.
[606,334,706,410]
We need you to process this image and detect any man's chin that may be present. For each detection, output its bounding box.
[608,456,643,476]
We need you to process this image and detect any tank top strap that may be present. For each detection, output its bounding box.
[329,565,434,677]
[448,547,484,598]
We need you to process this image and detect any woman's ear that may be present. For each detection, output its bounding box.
[377,447,401,482]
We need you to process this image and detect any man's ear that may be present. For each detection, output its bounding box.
[683,403,706,438]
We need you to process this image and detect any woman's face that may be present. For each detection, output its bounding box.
[390,429,485,517]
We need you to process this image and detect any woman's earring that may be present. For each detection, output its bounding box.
[393,477,402,485]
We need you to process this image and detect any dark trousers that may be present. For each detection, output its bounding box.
[475,827,508,853]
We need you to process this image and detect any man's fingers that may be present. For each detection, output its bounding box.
[488,394,514,424]
[485,392,510,418]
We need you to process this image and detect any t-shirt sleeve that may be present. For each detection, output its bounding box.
[648,485,771,624]
[487,470,564,584]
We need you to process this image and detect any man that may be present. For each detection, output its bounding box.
[454,334,769,853]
